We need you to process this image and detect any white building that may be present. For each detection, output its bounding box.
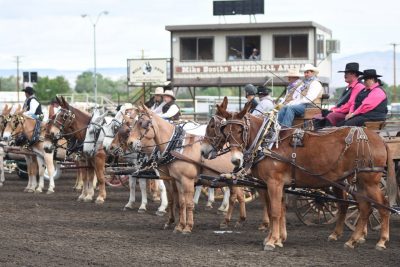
[166,21,337,88]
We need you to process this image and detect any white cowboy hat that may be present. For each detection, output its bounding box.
[162,90,176,100]
[285,68,302,77]
[151,87,164,95]
[302,64,319,75]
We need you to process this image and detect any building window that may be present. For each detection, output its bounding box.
[180,37,214,61]
[226,36,261,60]
[273,34,308,59]
[317,34,325,59]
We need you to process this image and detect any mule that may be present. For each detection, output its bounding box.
[126,104,246,233]
[0,104,13,186]
[46,96,107,203]
[3,110,57,193]
[106,113,168,215]
[202,97,397,250]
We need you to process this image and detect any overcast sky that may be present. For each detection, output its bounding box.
[0,0,398,70]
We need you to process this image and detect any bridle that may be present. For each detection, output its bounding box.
[52,108,75,134]
[206,114,251,152]
[0,114,11,136]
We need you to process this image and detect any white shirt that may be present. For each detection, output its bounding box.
[23,96,40,116]
[151,101,166,115]
[160,103,180,119]
[252,95,274,116]
[288,80,323,106]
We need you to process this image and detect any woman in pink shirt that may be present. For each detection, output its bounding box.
[337,69,387,126]
[313,63,364,129]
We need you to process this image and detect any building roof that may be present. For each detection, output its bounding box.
[165,21,332,34]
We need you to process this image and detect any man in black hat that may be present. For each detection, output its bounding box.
[337,69,387,126]
[22,86,43,118]
[252,86,274,116]
[314,62,365,128]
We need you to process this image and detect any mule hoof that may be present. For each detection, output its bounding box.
[34,189,42,193]
[173,226,183,234]
[46,190,55,195]
[95,199,104,205]
[182,229,192,235]
[275,242,283,248]
[137,208,146,213]
[263,244,275,251]
[156,210,166,217]
[83,198,92,203]
[27,189,35,193]
[357,237,366,244]
[0,183,3,187]
[375,244,386,251]
[328,234,338,242]
[153,197,161,202]
[23,188,29,192]
[123,206,134,211]
[344,242,355,249]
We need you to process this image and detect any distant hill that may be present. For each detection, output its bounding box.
[1,50,398,89]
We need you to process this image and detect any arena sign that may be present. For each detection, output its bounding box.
[128,58,168,84]
[175,63,306,75]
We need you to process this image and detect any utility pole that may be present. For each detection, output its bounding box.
[14,56,21,103]
[390,43,400,102]
[141,49,146,104]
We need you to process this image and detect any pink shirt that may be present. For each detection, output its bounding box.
[331,79,364,114]
[350,82,387,115]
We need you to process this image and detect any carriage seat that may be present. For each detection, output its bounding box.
[292,108,321,129]
[364,121,386,130]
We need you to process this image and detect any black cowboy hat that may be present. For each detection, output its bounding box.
[256,86,272,95]
[22,86,35,95]
[338,62,363,75]
[360,69,382,79]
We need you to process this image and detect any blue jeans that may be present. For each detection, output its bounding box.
[278,104,307,127]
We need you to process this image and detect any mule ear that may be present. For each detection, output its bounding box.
[220,97,228,110]
[3,104,8,113]
[61,96,69,109]
[237,101,252,118]
[55,96,62,106]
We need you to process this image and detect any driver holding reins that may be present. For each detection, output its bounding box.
[22,86,43,119]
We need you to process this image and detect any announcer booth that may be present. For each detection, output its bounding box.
[165,20,339,112]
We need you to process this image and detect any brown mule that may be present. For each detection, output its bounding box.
[46,96,107,204]
[202,97,396,251]
[126,104,239,234]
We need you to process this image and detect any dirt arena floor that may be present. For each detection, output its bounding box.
[0,172,399,266]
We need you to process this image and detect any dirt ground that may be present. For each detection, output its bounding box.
[0,172,399,267]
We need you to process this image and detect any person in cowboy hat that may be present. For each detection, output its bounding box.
[160,89,181,121]
[337,69,387,126]
[145,87,166,115]
[244,84,258,113]
[252,86,274,116]
[22,86,43,118]
[275,68,304,109]
[278,64,323,127]
[314,62,365,128]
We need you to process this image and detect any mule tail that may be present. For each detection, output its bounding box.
[385,143,398,207]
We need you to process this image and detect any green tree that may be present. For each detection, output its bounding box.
[34,76,71,102]
[0,76,18,91]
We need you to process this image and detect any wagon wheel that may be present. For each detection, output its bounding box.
[201,186,259,203]
[294,189,338,226]
[344,178,386,231]
[105,174,129,188]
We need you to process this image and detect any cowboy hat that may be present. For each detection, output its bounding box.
[302,64,319,75]
[22,86,35,95]
[162,90,176,100]
[360,69,382,79]
[285,68,302,77]
[338,62,363,75]
[151,87,164,95]
[256,86,272,95]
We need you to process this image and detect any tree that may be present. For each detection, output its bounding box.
[34,76,71,102]
[75,71,128,96]
[0,76,18,91]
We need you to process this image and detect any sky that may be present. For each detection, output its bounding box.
[0,0,399,71]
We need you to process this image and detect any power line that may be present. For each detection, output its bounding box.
[390,43,400,102]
